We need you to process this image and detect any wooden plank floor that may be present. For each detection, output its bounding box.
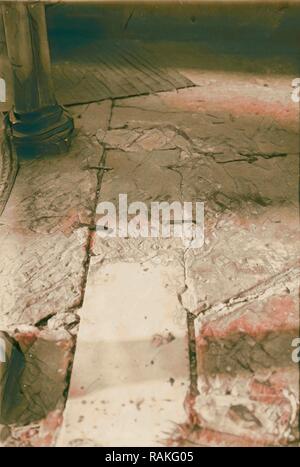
[52,40,194,105]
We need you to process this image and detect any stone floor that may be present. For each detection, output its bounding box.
[0,42,299,447]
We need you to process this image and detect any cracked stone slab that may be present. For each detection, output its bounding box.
[196,281,299,376]
[91,146,193,261]
[58,258,189,447]
[0,226,89,329]
[111,84,298,159]
[93,154,298,318]
[1,409,64,447]
[177,281,300,447]
[181,207,299,315]
[99,123,298,211]
[0,101,111,328]
[109,86,298,210]
[173,367,299,447]
[94,83,298,315]
[95,148,182,206]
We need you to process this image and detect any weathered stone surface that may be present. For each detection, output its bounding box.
[58,259,189,447]
[177,281,300,447]
[111,84,298,160]
[0,101,112,442]
[0,226,89,329]
[1,409,63,447]
[95,148,182,205]
[168,367,299,447]
[68,101,112,138]
[94,83,299,316]
[109,84,298,214]
[182,208,299,315]
[196,283,299,376]
[0,100,112,328]
[181,365,298,447]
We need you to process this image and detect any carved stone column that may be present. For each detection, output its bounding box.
[1,1,73,158]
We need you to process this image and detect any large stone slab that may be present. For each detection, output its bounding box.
[0,101,111,328]
[94,83,299,315]
[182,280,300,447]
[58,258,189,447]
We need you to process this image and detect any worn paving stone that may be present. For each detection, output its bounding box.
[196,280,299,376]
[1,409,64,447]
[94,81,298,315]
[182,207,299,315]
[109,82,298,212]
[58,258,189,447]
[175,278,300,447]
[111,83,298,160]
[95,148,182,206]
[169,366,299,447]
[92,146,187,261]
[180,365,300,447]
[0,101,111,328]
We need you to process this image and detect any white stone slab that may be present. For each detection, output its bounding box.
[58,259,189,447]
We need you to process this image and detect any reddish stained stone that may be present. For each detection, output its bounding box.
[31,433,53,448]
[168,424,276,447]
[19,427,39,445]
[89,230,97,253]
[42,410,64,432]
[68,385,86,398]
[30,411,64,447]
[200,295,297,341]
[14,330,38,349]
[57,208,81,237]
[250,370,298,406]
[192,427,273,447]
[161,91,297,127]
[218,96,296,126]
[250,379,286,405]
[183,392,200,426]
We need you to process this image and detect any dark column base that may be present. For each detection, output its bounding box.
[5,105,74,159]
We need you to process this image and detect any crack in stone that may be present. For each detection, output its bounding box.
[177,249,199,398]
[65,101,114,319]
[56,102,114,430]
[195,264,300,322]
[210,151,292,165]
